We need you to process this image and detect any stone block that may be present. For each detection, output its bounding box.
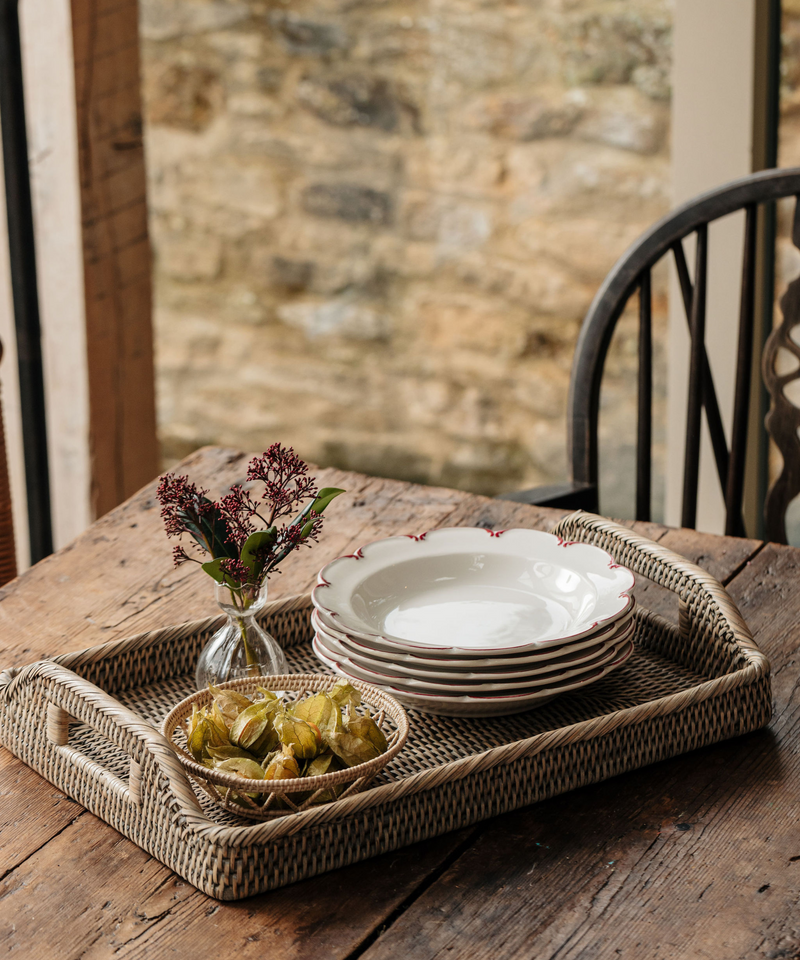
[437,202,494,256]
[400,191,444,242]
[429,14,517,88]
[631,64,670,102]
[395,376,453,428]
[296,72,402,131]
[256,67,284,94]
[450,251,592,321]
[277,294,391,340]
[511,367,569,420]
[463,89,585,141]
[270,11,350,56]
[190,157,281,219]
[404,137,507,196]
[156,231,223,281]
[227,92,281,118]
[556,6,671,93]
[414,293,529,359]
[143,63,223,132]
[140,0,249,41]
[510,217,648,285]
[222,286,269,326]
[504,139,670,222]
[573,86,668,154]
[386,239,438,278]
[309,256,380,296]
[204,30,264,60]
[302,183,393,225]
[270,257,315,293]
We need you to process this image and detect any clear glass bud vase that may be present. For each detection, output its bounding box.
[195,580,289,689]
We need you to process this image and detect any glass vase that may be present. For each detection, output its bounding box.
[195,579,289,690]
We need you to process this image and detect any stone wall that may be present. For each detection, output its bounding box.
[141,0,672,506]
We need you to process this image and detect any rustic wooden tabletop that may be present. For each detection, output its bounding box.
[0,447,796,959]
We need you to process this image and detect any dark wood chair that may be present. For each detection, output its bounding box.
[500,167,800,543]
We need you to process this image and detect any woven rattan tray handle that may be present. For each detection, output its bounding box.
[0,660,202,814]
[550,511,765,665]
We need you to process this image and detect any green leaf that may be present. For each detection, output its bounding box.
[201,558,239,587]
[311,487,345,514]
[240,528,278,573]
[199,498,238,559]
[178,513,212,555]
[300,519,316,539]
[287,487,346,532]
[178,498,237,560]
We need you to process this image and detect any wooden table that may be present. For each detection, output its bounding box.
[1,446,798,959]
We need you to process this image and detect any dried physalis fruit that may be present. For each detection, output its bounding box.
[304,750,341,778]
[215,756,266,803]
[263,743,301,780]
[304,750,345,804]
[186,705,229,762]
[187,715,209,762]
[260,748,279,769]
[229,700,278,752]
[184,704,203,759]
[327,730,382,767]
[205,703,230,747]
[206,743,259,762]
[256,687,279,702]
[215,757,265,780]
[346,708,388,754]
[208,685,253,726]
[250,700,281,756]
[274,713,322,760]
[291,691,343,741]
[250,724,280,758]
[328,679,361,710]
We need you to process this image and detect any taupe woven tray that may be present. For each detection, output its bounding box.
[0,514,772,900]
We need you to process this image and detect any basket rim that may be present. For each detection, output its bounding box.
[160,673,410,794]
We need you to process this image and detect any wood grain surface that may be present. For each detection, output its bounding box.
[0,447,790,959]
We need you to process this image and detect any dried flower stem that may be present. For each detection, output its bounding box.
[156,443,344,591]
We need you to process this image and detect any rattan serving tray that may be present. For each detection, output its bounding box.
[0,513,772,900]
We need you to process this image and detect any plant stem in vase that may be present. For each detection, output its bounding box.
[195,581,288,689]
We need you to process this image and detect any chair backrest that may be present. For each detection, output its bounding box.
[570,167,800,543]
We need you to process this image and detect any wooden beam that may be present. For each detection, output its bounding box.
[70,0,158,518]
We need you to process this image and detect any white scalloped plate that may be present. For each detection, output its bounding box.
[313,638,635,717]
[312,609,635,681]
[311,603,636,666]
[313,527,635,655]
[312,630,634,693]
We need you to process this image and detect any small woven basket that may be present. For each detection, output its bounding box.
[161,673,409,820]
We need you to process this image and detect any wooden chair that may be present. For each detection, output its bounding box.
[500,167,800,543]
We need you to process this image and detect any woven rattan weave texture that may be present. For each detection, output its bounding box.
[0,514,772,900]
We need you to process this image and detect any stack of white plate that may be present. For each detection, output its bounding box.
[311,527,636,717]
